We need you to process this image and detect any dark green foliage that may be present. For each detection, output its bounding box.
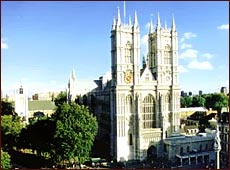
[203,93,228,113]
[54,91,67,106]
[181,93,228,111]
[211,93,228,112]
[17,117,56,156]
[1,100,17,116]
[192,96,205,107]
[52,102,98,167]
[180,96,192,107]
[1,149,11,169]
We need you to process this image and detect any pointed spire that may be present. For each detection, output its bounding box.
[112,16,116,29]
[134,10,138,27]
[124,1,126,22]
[142,55,147,69]
[156,12,161,30]
[117,6,121,25]
[142,55,146,64]
[164,20,167,29]
[71,68,76,80]
[172,14,176,31]
[149,18,153,33]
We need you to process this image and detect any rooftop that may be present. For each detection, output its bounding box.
[28,100,56,111]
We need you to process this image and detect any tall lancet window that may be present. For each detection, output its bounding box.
[142,94,156,128]
[126,95,132,113]
[164,44,171,64]
[125,41,132,63]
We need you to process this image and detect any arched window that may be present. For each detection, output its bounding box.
[164,44,171,64]
[118,94,125,137]
[125,41,132,63]
[142,94,156,128]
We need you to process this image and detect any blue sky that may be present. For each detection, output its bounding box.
[1,1,229,97]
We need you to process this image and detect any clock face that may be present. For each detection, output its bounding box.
[165,75,171,83]
[124,70,133,83]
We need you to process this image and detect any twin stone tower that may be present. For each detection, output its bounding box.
[109,7,180,161]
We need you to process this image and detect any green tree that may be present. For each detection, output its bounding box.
[203,93,213,109]
[1,100,17,116]
[180,97,186,108]
[1,149,11,169]
[1,115,23,149]
[203,93,228,113]
[17,117,56,156]
[192,95,205,107]
[180,96,193,108]
[211,93,228,113]
[52,102,98,168]
[54,91,67,106]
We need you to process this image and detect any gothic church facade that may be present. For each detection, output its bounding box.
[92,7,181,161]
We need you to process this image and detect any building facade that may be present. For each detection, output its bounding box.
[32,92,59,101]
[92,7,181,161]
[219,112,229,168]
[163,133,216,168]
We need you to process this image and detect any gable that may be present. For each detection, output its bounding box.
[140,67,155,83]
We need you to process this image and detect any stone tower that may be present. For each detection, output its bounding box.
[110,7,140,161]
[147,14,180,138]
[15,85,29,123]
[109,7,180,161]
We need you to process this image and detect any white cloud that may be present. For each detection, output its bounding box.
[180,32,197,43]
[1,39,8,49]
[217,24,229,30]
[180,43,192,50]
[141,34,148,56]
[178,65,188,73]
[187,60,213,70]
[202,53,213,59]
[180,49,198,59]
[183,32,197,39]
